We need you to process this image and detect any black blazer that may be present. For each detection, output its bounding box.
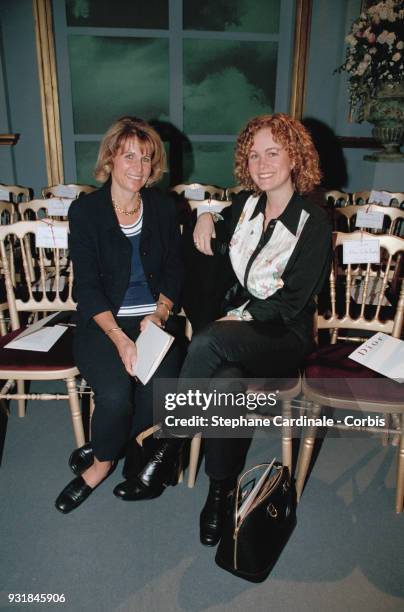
[68,181,183,326]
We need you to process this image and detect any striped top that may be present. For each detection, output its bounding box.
[117,206,156,317]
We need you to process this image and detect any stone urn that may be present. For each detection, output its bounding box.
[364,82,404,162]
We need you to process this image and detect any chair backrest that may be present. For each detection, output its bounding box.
[325,190,351,208]
[19,199,50,220]
[318,231,404,342]
[187,198,232,214]
[170,183,225,200]
[0,220,75,330]
[0,183,32,203]
[19,198,73,220]
[0,201,17,224]
[41,184,96,199]
[335,204,404,236]
[352,190,404,207]
[225,185,247,200]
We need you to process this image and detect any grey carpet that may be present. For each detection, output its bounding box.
[0,383,403,612]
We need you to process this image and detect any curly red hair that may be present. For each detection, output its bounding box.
[234,113,321,194]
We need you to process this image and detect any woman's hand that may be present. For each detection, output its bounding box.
[140,312,165,332]
[113,332,138,376]
[193,213,215,256]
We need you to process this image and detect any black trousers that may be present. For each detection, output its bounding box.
[74,316,182,461]
[177,320,307,480]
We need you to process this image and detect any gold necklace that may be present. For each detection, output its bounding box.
[112,192,141,216]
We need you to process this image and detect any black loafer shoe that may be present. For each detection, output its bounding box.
[55,476,93,514]
[113,478,164,501]
[200,478,235,547]
[68,443,94,476]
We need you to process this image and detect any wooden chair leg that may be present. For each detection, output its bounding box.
[295,403,321,501]
[395,414,404,513]
[282,400,293,476]
[65,376,85,447]
[17,380,25,417]
[187,433,202,488]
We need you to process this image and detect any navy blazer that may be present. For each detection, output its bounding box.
[68,181,183,326]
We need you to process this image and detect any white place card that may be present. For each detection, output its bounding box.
[0,189,11,200]
[197,202,226,216]
[36,225,68,249]
[15,311,62,340]
[355,210,384,230]
[368,190,391,206]
[5,325,67,352]
[184,186,205,201]
[46,197,73,216]
[349,333,404,382]
[343,239,380,264]
[50,185,78,198]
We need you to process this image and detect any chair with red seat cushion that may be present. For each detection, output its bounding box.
[296,231,404,512]
[0,220,84,447]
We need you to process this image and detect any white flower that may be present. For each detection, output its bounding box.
[386,32,396,45]
[345,33,357,46]
[397,41,404,49]
[392,52,401,61]
[377,30,388,44]
[357,61,369,76]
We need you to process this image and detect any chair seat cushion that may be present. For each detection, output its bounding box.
[247,376,300,393]
[304,343,403,403]
[0,326,76,371]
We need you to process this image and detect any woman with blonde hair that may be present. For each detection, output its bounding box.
[55,116,183,513]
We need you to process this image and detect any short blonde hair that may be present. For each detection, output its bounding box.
[234,113,321,194]
[95,116,166,184]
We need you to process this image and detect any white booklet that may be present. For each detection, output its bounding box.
[348,333,404,382]
[237,459,276,523]
[5,325,67,352]
[134,321,174,385]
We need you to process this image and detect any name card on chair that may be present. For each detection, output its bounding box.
[46,197,73,216]
[5,325,67,352]
[36,225,68,249]
[184,185,205,201]
[0,189,11,201]
[349,333,404,382]
[369,190,391,206]
[355,210,384,230]
[343,239,380,264]
[49,185,78,198]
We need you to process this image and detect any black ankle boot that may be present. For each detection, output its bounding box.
[200,477,236,547]
[137,436,185,489]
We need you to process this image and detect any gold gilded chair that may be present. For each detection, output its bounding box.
[0,201,17,224]
[335,204,404,236]
[325,190,351,208]
[41,184,96,199]
[0,220,84,446]
[225,185,247,200]
[0,183,32,203]
[296,231,404,512]
[352,190,404,208]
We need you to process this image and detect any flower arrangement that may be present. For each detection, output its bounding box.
[336,0,404,121]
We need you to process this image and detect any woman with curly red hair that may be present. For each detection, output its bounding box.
[114,113,332,546]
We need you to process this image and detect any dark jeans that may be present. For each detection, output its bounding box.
[178,320,306,480]
[74,316,182,461]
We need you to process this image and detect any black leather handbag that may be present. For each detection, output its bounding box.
[215,460,297,582]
